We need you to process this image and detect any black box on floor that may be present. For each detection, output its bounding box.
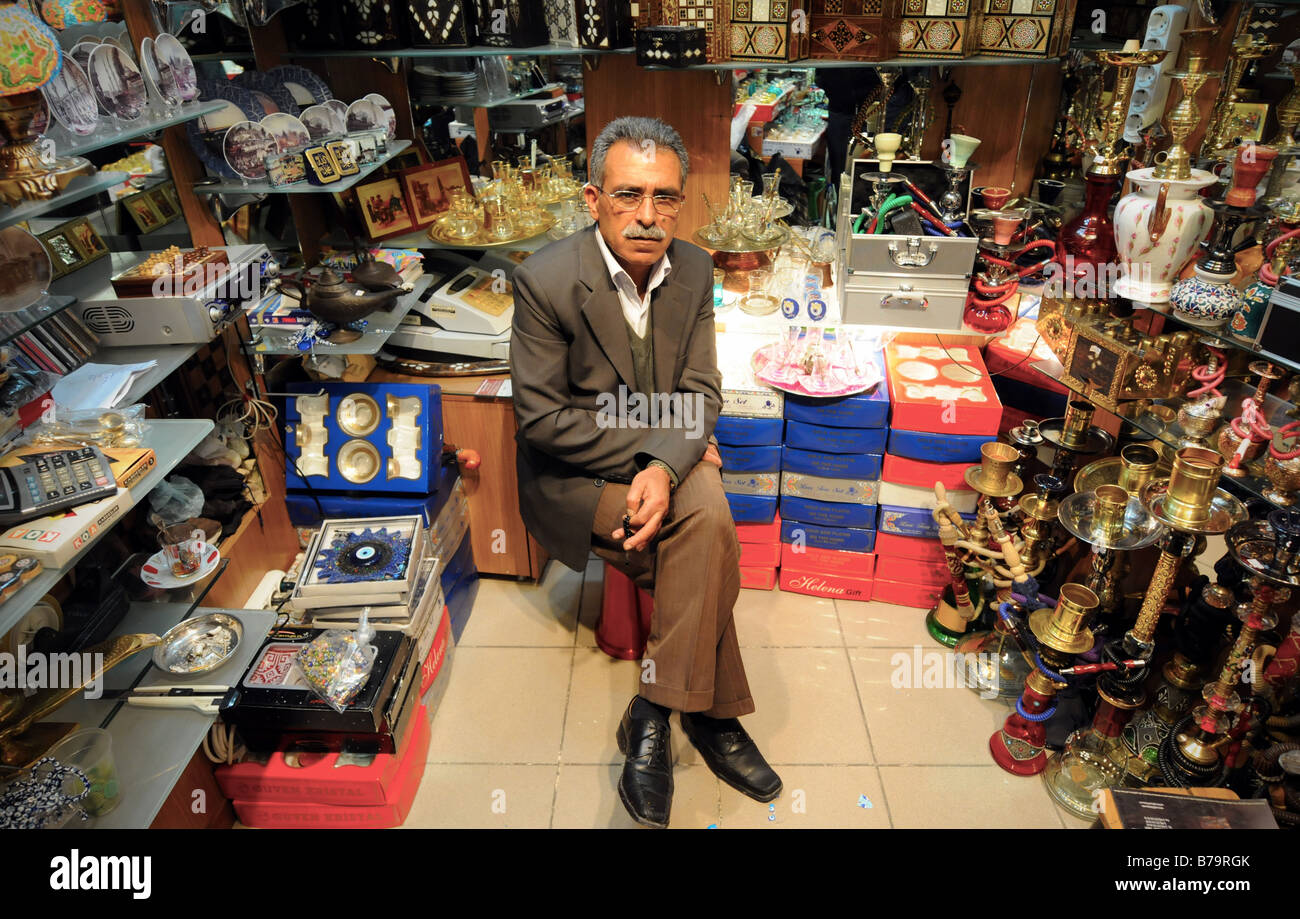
[226,628,414,735]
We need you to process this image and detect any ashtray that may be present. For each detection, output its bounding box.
[152,613,243,676]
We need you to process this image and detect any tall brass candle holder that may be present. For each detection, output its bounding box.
[1042,447,1245,818]
[1201,35,1280,157]
[1157,510,1300,786]
[1090,46,1170,178]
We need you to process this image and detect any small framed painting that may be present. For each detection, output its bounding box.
[400,156,474,227]
[354,176,415,240]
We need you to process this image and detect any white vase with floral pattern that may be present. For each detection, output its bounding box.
[1113,166,1216,304]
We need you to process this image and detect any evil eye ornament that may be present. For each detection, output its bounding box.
[807,298,827,321]
[781,297,800,319]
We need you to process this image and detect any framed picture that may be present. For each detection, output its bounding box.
[354,176,415,240]
[147,184,181,223]
[400,157,474,227]
[122,190,165,234]
[1231,102,1269,143]
[383,148,421,174]
[62,217,109,269]
[38,229,84,280]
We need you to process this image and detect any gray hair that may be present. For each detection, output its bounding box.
[588,116,689,190]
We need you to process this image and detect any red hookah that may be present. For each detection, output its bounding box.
[963,238,1057,333]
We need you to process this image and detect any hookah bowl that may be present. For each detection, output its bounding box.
[1157,510,1300,787]
[1176,397,1224,449]
[1017,472,1065,573]
[1007,420,1045,483]
[1057,484,1166,618]
[1040,400,1115,484]
[991,583,1100,775]
[1043,448,1245,817]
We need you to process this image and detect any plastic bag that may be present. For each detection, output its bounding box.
[148,475,205,525]
[22,403,148,449]
[295,609,377,713]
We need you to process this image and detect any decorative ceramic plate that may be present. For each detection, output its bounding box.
[364,92,397,139]
[751,341,883,398]
[265,64,332,107]
[324,97,348,124]
[0,227,54,314]
[42,56,98,136]
[235,69,301,116]
[140,543,221,590]
[154,32,199,102]
[88,42,147,121]
[223,120,278,180]
[69,39,99,75]
[140,36,179,106]
[345,98,384,133]
[300,102,345,140]
[260,112,311,153]
[187,80,267,178]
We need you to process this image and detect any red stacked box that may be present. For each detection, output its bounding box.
[737,512,782,590]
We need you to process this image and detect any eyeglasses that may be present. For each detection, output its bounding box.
[593,185,684,216]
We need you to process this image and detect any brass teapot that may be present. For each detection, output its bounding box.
[282,268,411,326]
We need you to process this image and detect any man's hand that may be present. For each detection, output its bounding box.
[703,443,722,468]
[612,465,672,551]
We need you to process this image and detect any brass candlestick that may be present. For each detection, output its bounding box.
[1268,61,1300,147]
[1153,29,1218,181]
[1090,47,1169,177]
[1202,35,1280,157]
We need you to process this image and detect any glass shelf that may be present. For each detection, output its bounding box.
[417,82,566,109]
[292,44,629,59]
[48,101,227,160]
[0,295,79,349]
[645,55,1062,70]
[251,272,435,356]
[0,171,126,230]
[1032,356,1298,510]
[191,140,412,196]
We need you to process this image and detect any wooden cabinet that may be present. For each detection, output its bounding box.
[371,370,549,580]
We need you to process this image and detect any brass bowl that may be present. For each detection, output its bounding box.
[1264,454,1300,506]
[338,439,381,484]
[337,393,381,437]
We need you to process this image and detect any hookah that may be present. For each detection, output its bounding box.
[1200,34,1280,158]
[1058,42,1167,284]
[990,583,1101,775]
[1261,60,1300,216]
[1217,394,1273,477]
[1171,344,1229,455]
[1056,484,1166,621]
[1042,446,1246,818]
[1157,510,1300,787]
[1114,567,1238,786]
[1039,399,1116,486]
[901,69,935,160]
[963,206,1056,334]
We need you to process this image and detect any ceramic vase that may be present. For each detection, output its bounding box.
[1170,265,1242,328]
[1113,167,1216,304]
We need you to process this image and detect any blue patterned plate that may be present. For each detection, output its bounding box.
[265,64,332,108]
[186,80,267,179]
[234,69,301,116]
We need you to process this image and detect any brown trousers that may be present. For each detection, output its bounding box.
[591,460,755,718]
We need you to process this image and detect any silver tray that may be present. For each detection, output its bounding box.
[153,613,243,676]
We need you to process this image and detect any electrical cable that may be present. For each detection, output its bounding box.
[202,722,245,766]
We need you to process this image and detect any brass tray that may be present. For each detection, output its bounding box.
[428,211,557,248]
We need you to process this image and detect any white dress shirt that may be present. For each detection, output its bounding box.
[594,230,672,339]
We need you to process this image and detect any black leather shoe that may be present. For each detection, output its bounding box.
[680,713,782,803]
[616,701,673,828]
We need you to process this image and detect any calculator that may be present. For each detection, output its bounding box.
[0,447,119,527]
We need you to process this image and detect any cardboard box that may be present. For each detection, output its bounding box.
[715,414,784,446]
[739,540,781,567]
[722,471,781,496]
[879,481,977,513]
[886,429,987,463]
[780,565,873,601]
[727,493,778,524]
[785,420,888,455]
[0,487,129,568]
[781,543,876,578]
[781,471,880,506]
[740,565,778,590]
[781,518,877,552]
[782,445,882,480]
[875,530,947,563]
[722,388,784,418]
[726,0,810,61]
[737,511,782,544]
[719,444,783,472]
[783,379,890,429]
[885,334,1002,435]
[881,453,977,490]
[878,503,975,537]
[871,576,944,607]
[874,553,948,585]
[780,494,877,528]
[232,705,430,828]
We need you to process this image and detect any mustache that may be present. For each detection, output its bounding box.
[623,223,667,240]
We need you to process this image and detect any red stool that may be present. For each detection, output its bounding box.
[595,562,654,660]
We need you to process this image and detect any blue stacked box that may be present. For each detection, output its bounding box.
[440,532,479,644]
[777,354,889,568]
[886,429,987,463]
[716,417,783,525]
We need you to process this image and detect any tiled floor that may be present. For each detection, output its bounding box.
[403,559,1094,828]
